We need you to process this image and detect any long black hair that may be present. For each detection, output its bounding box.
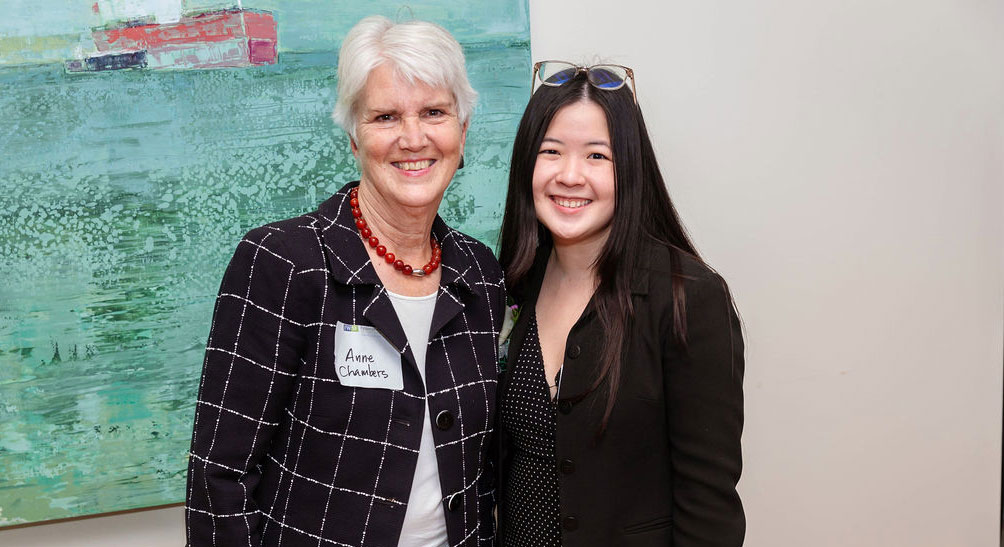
[498,72,702,433]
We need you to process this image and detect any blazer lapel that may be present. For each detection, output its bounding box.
[316,182,413,371]
[428,217,477,340]
[498,249,549,398]
[501,243,654,404]
[314,183,496,379]
[316,181,381,288]
[361,287,412,368]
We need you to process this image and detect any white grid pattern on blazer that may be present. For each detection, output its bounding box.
[186,182,505,547]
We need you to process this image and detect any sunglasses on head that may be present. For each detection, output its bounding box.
[531,60,637,104]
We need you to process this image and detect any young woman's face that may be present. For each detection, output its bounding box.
[532,100,616,249]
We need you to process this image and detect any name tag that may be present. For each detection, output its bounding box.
[334,322,404,390]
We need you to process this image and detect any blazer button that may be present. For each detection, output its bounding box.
[435,410,454,430]
[566,344,581,359]
[446,493,461,512]
[562,515,579,531]
[557,400,572,414]
[559,458,575,475]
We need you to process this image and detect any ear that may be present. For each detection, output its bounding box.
[459,120,469,157]
[350,136,359,157]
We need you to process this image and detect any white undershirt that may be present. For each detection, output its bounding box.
[387,290,448,547]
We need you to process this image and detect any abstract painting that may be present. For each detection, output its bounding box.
[0,0,530,526]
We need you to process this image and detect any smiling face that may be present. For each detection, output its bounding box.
[532,99,616,250]
[351,63,467,212]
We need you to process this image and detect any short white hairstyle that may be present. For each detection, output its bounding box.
[331,16,478,140]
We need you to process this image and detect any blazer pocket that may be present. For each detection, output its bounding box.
[623,515,673,535]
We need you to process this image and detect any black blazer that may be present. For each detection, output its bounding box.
[186,182,506,546]
[497,241,745,546]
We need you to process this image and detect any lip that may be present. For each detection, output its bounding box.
[550,195,592,212]
[392,159,436,177]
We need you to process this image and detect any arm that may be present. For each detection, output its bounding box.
[664,272,745,546]
[479,275,507,546]
[185,229,306,547]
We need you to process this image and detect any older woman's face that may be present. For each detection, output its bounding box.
[351,64,467,211]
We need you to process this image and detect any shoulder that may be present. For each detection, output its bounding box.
[441,226,504,282]
[234,210,327,272]
[639,240,734,317]
[639,243,742,362]
[641,240,724,287]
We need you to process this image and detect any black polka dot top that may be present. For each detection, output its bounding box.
[500,314,562,546]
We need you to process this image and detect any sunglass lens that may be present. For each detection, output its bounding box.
[588,65,627,89]
[539,62,577,86]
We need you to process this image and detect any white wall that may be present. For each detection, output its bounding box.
[527,0,1003,545]
[4,1,1001,546]
[0,505,184,546]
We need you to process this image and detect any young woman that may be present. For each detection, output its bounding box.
[497,62,745,546]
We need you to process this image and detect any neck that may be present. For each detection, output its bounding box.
[548,231,608,286]
[356,182,438,262]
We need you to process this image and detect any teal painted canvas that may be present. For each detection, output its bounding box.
[0,0,530,526]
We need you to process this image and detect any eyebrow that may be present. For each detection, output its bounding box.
[541,137,611,147]
[365,107,398,116]
[364,102,454,116]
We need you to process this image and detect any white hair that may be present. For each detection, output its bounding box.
[331,16,478,140]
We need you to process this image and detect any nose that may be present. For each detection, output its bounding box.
[397,115,428,151]
[555,156,586,187]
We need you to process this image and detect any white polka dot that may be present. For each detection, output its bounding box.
[501,315,562,546]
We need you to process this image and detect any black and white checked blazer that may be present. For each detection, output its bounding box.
[186,181,506,547]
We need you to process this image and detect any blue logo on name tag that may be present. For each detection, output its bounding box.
[343,324,359,332]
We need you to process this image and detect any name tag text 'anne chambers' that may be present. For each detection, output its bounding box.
[339,349,390,379]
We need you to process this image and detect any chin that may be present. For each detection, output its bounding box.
[548,221,611,247]
[395,183,448,207]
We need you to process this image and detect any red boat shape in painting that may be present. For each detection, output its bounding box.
[89,8,277,70]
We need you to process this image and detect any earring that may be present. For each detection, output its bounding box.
[458,154,465,169]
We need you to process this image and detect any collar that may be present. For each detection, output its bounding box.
[517,240,653,308]
[315,181,482,296]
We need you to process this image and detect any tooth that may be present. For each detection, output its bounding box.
[397,160,432,170]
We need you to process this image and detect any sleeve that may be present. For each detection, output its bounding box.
[478,270,507,546]
[664,272,746,546]
[185,229,307,547]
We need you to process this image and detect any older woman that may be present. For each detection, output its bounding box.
[185,16,505,547]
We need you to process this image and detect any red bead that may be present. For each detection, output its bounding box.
[350,192,442,278]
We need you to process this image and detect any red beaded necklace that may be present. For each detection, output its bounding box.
[350,187,442,277]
